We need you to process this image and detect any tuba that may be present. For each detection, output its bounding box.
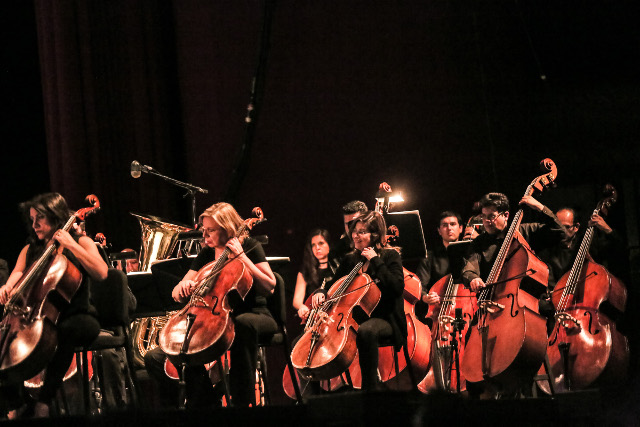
[130,213,191,272]
[129,213,192,366]
[130,311,178,367]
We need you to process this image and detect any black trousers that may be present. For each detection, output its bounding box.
[356,317,393,391]
[229,312,277,406]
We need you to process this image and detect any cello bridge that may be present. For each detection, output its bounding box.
[555,312,581,331]
[440,315,454,324]
[478,300,504,313]
[4,304,29,317]
[189,295,207,308]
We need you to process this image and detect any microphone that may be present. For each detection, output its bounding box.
[130,160,153,178]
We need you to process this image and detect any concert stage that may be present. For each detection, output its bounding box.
[3,385,638,426]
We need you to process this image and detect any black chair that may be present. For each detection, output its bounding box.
[74,268,139,414]
[255,272,303,405]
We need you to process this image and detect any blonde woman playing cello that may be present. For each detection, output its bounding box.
[145,202,276,408]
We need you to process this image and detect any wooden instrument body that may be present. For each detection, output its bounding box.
[0,253,83,383]
[158,257,253,365]
[461,233,549,390]
[419,274,476,393]
[377,268,431,387]
[283,353,361,398]
[290,273,380,381]
[283,292,360,398]
[537,258,629,393]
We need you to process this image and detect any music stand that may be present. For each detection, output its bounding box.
[446,240,473,283]
[385,210,427,261]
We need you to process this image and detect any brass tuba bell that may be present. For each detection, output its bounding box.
[130,213,191,272]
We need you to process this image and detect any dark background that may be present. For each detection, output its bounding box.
[1,0,639,406]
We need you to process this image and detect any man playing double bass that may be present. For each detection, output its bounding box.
[538,207,625,291]
[462,192,567,294]
[460,192,567,395]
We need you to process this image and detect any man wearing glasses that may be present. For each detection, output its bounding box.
[461,192,567,294]
[538,207,623,291]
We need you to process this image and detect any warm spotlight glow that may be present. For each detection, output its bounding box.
[376,192,404,204]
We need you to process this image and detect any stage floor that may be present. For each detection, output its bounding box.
[3,385,638,426]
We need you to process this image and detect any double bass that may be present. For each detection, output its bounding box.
[0,195,100,384]
[537,185,629,393]
[461,159,557,391]
[419,273,476,393]
[158,208,266,366]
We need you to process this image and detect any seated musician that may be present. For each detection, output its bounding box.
[312,211,405,391]
[0,193,107,418]
[416,211,465,313]
[144,202,277,407]
[460,192,567,397]
[331,200,368,263]
[538,207,625,291]
[293,229,339,322]
[462,192,567,294]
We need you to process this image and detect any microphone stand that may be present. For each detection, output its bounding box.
[144,168,208,226]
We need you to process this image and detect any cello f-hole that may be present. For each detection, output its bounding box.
[336,312,345,332]
[584,311,600,335]
[507,294,519,317]
[210,296,220,315]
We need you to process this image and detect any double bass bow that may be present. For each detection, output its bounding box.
[538,185,629,393]
[0,195,101,384]
[158,207,266,366]
[461,159,557,391]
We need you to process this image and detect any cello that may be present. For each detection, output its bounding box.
[537,185,629,393]
[0,195,101,384]
[158,208,266,366]
[460,159,557,391]
[419,273,476,393]
[282,283,362,397]
[290,260,381,380]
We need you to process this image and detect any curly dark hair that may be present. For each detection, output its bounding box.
[479,192,510,213]
[341,200,368,215]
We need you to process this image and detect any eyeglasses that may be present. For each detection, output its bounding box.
[481,212,505,222]
[352,229,370,236]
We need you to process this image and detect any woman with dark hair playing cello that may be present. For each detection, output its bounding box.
[309,211,405,391]
[0,192,107,419]
[145,202,277,408]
